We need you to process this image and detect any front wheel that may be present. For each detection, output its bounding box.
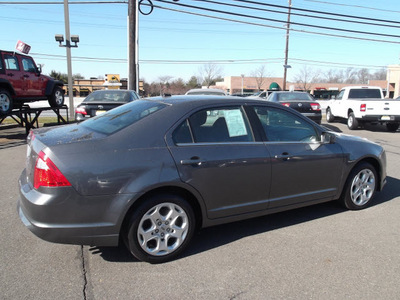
[340,162,377,210]
[48,86,64,107]
[126,194,195,263]
[0,89,13,115]
[347,112,359,130]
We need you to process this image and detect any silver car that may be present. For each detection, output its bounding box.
[18,96,386,263]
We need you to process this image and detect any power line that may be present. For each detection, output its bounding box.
[304,0,400,14]
[30,52,387,70]
[231,0,400,25]
[149,3,400,44]
[152,0,400,39]
[193,0,400,29]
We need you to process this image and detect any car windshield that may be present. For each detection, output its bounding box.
[277,93,312,101]
[84,91,131,103]
[81,100,167,135]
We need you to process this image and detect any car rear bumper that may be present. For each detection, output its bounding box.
[360,115,400,122]
[18,170,137,246]
[301,113,322,124]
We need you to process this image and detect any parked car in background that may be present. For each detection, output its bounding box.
[267,91,322,124]
[246,90,271,100]
[0,49,64,115]
[326,86,400,131]
[75,89,139,121]
[18,96,386,263]
[185,88,228,96]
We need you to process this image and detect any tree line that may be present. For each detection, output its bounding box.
[49,64,387,96]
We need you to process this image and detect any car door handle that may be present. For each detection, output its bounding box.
[180,157,205,166]
[23,74,29,78]
[7,73,14,77]
[274,152,292,161]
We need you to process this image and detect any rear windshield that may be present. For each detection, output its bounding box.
[348,89,381,99]
[81,100,167,135]
[84,90,131,102]
[277,93,312,101]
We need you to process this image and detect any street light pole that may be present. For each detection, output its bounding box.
[283,0,292,91]
[128,0,138,92]
[63,0,74,120]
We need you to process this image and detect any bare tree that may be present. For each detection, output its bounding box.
[322,69,342,83]
[371,68,387,80]
[342,67,358,84]
[198,63,223,88]
[357,68,370,84]
[169,78,187,95]
[251,65,268,91]
[292,66,320,91]
[158,75,173,95]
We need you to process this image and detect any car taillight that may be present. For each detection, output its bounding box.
[311,103,321,111]
[360,104,366,112]
[75,107,87,115]
[34,151,71,189]
[281,102,290,107]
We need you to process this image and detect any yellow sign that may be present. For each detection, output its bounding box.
[106,74,120,83]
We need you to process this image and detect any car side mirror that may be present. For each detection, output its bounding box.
[321,132,335,144]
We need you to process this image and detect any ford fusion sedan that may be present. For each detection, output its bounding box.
[75,89,139,121]
[18,96,386,263]
[267,91,322,124]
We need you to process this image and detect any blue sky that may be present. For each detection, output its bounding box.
[1,0,399,83]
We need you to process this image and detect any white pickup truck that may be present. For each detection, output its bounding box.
[326,86,400,131]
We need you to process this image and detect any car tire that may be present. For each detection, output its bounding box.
[326,107,335,123]
[0,89,13,115]
[48,86,65,108]
[340,162,377,210]
[126,194,195,263]
[347,112,358,130]
[386,123,399,132]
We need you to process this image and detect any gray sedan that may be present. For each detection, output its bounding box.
[18,96,386,263]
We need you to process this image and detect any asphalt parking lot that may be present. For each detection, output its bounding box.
[1,119,399,300]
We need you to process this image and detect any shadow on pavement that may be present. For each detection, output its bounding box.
[0,125,27,149]
[90,176,400,263]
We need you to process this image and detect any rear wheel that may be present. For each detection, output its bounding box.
[347,112,358,130]
[126,194,195,263]
[386,123,399,132]
[326,107,335,123]
[340,162,377,210]
[0,89,13,115]
[48,86,64,107]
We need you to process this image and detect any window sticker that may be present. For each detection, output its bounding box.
[223,110,248,137]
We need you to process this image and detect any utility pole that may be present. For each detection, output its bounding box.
[63,0,75,120]
[128,0,138,92]
[282,0,292,91]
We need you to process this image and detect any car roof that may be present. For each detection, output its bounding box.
[144,95,282,108]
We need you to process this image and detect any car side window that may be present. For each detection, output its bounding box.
[173,107,254,144]
[336,90,344,100]
[4,55,19,71]
[21,57,36,72]
[253,106,318,142]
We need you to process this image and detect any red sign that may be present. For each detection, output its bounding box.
[16,40,31,54]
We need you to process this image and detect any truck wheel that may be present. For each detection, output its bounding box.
[48,86,65,108]
[347,112,358,130]
[0,89,13,115]
[386,123,399,132]
[326,107,335,123]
